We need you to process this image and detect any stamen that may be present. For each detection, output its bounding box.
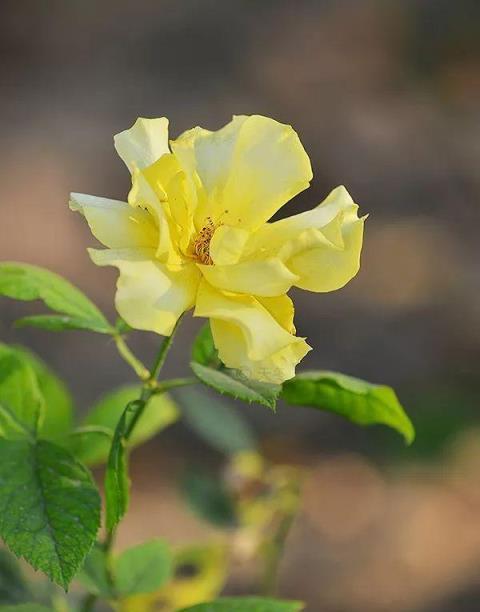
[193,217,220,265]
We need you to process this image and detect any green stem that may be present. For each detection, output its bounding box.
[122,377,195,448]
[124,392,150,440]
[104,526,116,552]
[261,513,296,596]
[148,315,183,383]
[124,319,184,438]
[114,334,149,380]
[153,376,197,394]
[79,592,97,612]
[103,317,184,553]
[103,525,118,597]
[51,593,70,612]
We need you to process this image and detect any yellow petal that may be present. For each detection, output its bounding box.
[257,294,296,334]
[128,167,181,265]
[249,185,351,251]
[69,193,158,249]
[209,225,250,266]
[169,125,208,214]
[114,117,170,172]
[89,247,200,335]
[252,185,366,292]
[194,280,310,383]
[171,115,312,230]
[289,220,364,292]
[141,154,195,252]
[198,258,298,297]
[142,152,180,201]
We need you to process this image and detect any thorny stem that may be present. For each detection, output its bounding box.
[100,315,186,605]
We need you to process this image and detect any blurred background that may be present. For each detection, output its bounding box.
[1,1,479,610]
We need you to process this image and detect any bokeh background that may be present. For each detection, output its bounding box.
[1,1,480,610]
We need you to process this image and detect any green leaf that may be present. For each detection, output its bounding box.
[282,371,415,444]
[182,469,237,528]
[0,439,101,589]
[0,605,53,612]
[191,323,218,367]
[0,262,112,334]
[76,545,112,598]
[67,426,113,466]
[105,399,145,531]
[7,346,73,441]
[179,597,304,611]
[0,348,44,438]
[190,363,280,410]
[75,386,178,466]
[178,388,256,455]
[115,539,172,597]
[15,315,111,335]
[0,550,30,605]
[191,325,279,409]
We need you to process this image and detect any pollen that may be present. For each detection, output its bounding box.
[193,217,220,265]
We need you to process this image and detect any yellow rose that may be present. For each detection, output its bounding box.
[70,115,365,383]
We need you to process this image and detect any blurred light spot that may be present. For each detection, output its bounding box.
[357,218,459,309]
[303,454,386,541]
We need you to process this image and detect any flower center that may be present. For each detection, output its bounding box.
[193,217,220,265]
